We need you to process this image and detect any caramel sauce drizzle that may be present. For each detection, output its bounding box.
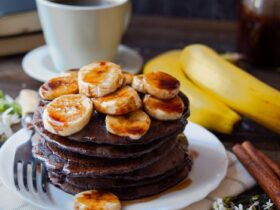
[122,178,192,206]
[148,96,184,113]
[147,72,180,90]
[83,62,109,84]
[190,150,199,160]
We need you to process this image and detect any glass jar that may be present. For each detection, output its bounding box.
[238,0,280,67]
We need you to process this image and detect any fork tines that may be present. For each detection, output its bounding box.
[13,131,47,193]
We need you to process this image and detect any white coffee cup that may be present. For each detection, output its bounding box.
[36,0,131,71]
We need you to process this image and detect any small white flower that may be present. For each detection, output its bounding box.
[247,201,259,210]
[263,199,274,210]
[212,198,226,210]
[0,121,4,134]
[5,95,13,103]
[234,204,243,210]
[0,98,21,139]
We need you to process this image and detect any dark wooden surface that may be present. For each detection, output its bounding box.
[0,15,279,199]
[132,0,240,20]
[1,0,240,20]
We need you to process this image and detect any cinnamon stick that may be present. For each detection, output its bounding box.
[232,144,280,210]
[257,150,280,179]
[242,141,276,178]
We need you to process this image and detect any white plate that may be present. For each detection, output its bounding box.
[22,45,143,82]
[0,122,228,210]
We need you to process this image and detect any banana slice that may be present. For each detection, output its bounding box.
[106,110,151,139]
[132,74,145,93]
[43,94,93,136]
[144,71,180,99]
[74,190,121,210]
[39,71,78,100]
[93,86,142,115]
[143,95,184,120]
[123,71,134,85]
[78,61,124,97]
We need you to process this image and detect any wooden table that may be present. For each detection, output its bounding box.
[0,15,279,198]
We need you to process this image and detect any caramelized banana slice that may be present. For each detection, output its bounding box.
[93,86,142,115]
[78,61,124,97]
[132,74,145,93]
[74,190,121,210]
[106,110,151,139]
[39,71,78,100]
[143,95,184,120]
[43,94,93,136]
[123,71,134,85]
[144,71,180,99]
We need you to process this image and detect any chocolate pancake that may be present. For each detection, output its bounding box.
[32,142,64,171]
[69,150,192,181]
[50,147,190,189]
[48,164,190,200]
[33,138,178,176]
[49,160,186,190]
[45,134,177,164]
[34,123,180,158]
[41,143,192,181]
[66,164,185,189]
[33,92,189,146]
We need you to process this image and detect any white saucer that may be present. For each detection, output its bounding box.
[22,45,143,82]
[0,122,228,210]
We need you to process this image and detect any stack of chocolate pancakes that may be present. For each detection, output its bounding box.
[32,92,193,201]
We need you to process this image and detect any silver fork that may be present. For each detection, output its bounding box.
[13,113,47,193]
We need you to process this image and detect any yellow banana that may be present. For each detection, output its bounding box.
[180,44,280,134]
[144,50,240,134]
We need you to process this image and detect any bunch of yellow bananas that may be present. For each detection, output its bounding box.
[144,45,280,134]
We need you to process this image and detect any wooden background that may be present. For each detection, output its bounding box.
[1,0,240,20]
[132,0,240,20]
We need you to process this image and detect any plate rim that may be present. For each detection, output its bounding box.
[0,122,228,210]
[22,44,143,82]
[180,122,228,210]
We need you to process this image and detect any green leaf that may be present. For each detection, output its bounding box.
[10,102,22,116]
[0,102,9,112]
[0,134,7,142]
[0,90,4,99]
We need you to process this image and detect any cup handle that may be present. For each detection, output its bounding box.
[123,0,132,33]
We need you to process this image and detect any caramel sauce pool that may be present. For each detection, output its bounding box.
[123,150,199,206]
[122,178,192,206]
[190,149,199,160]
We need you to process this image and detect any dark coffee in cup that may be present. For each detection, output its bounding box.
[50,0,116,6]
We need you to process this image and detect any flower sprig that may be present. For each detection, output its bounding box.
[212,195,275,210]
[0,90,21,142]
